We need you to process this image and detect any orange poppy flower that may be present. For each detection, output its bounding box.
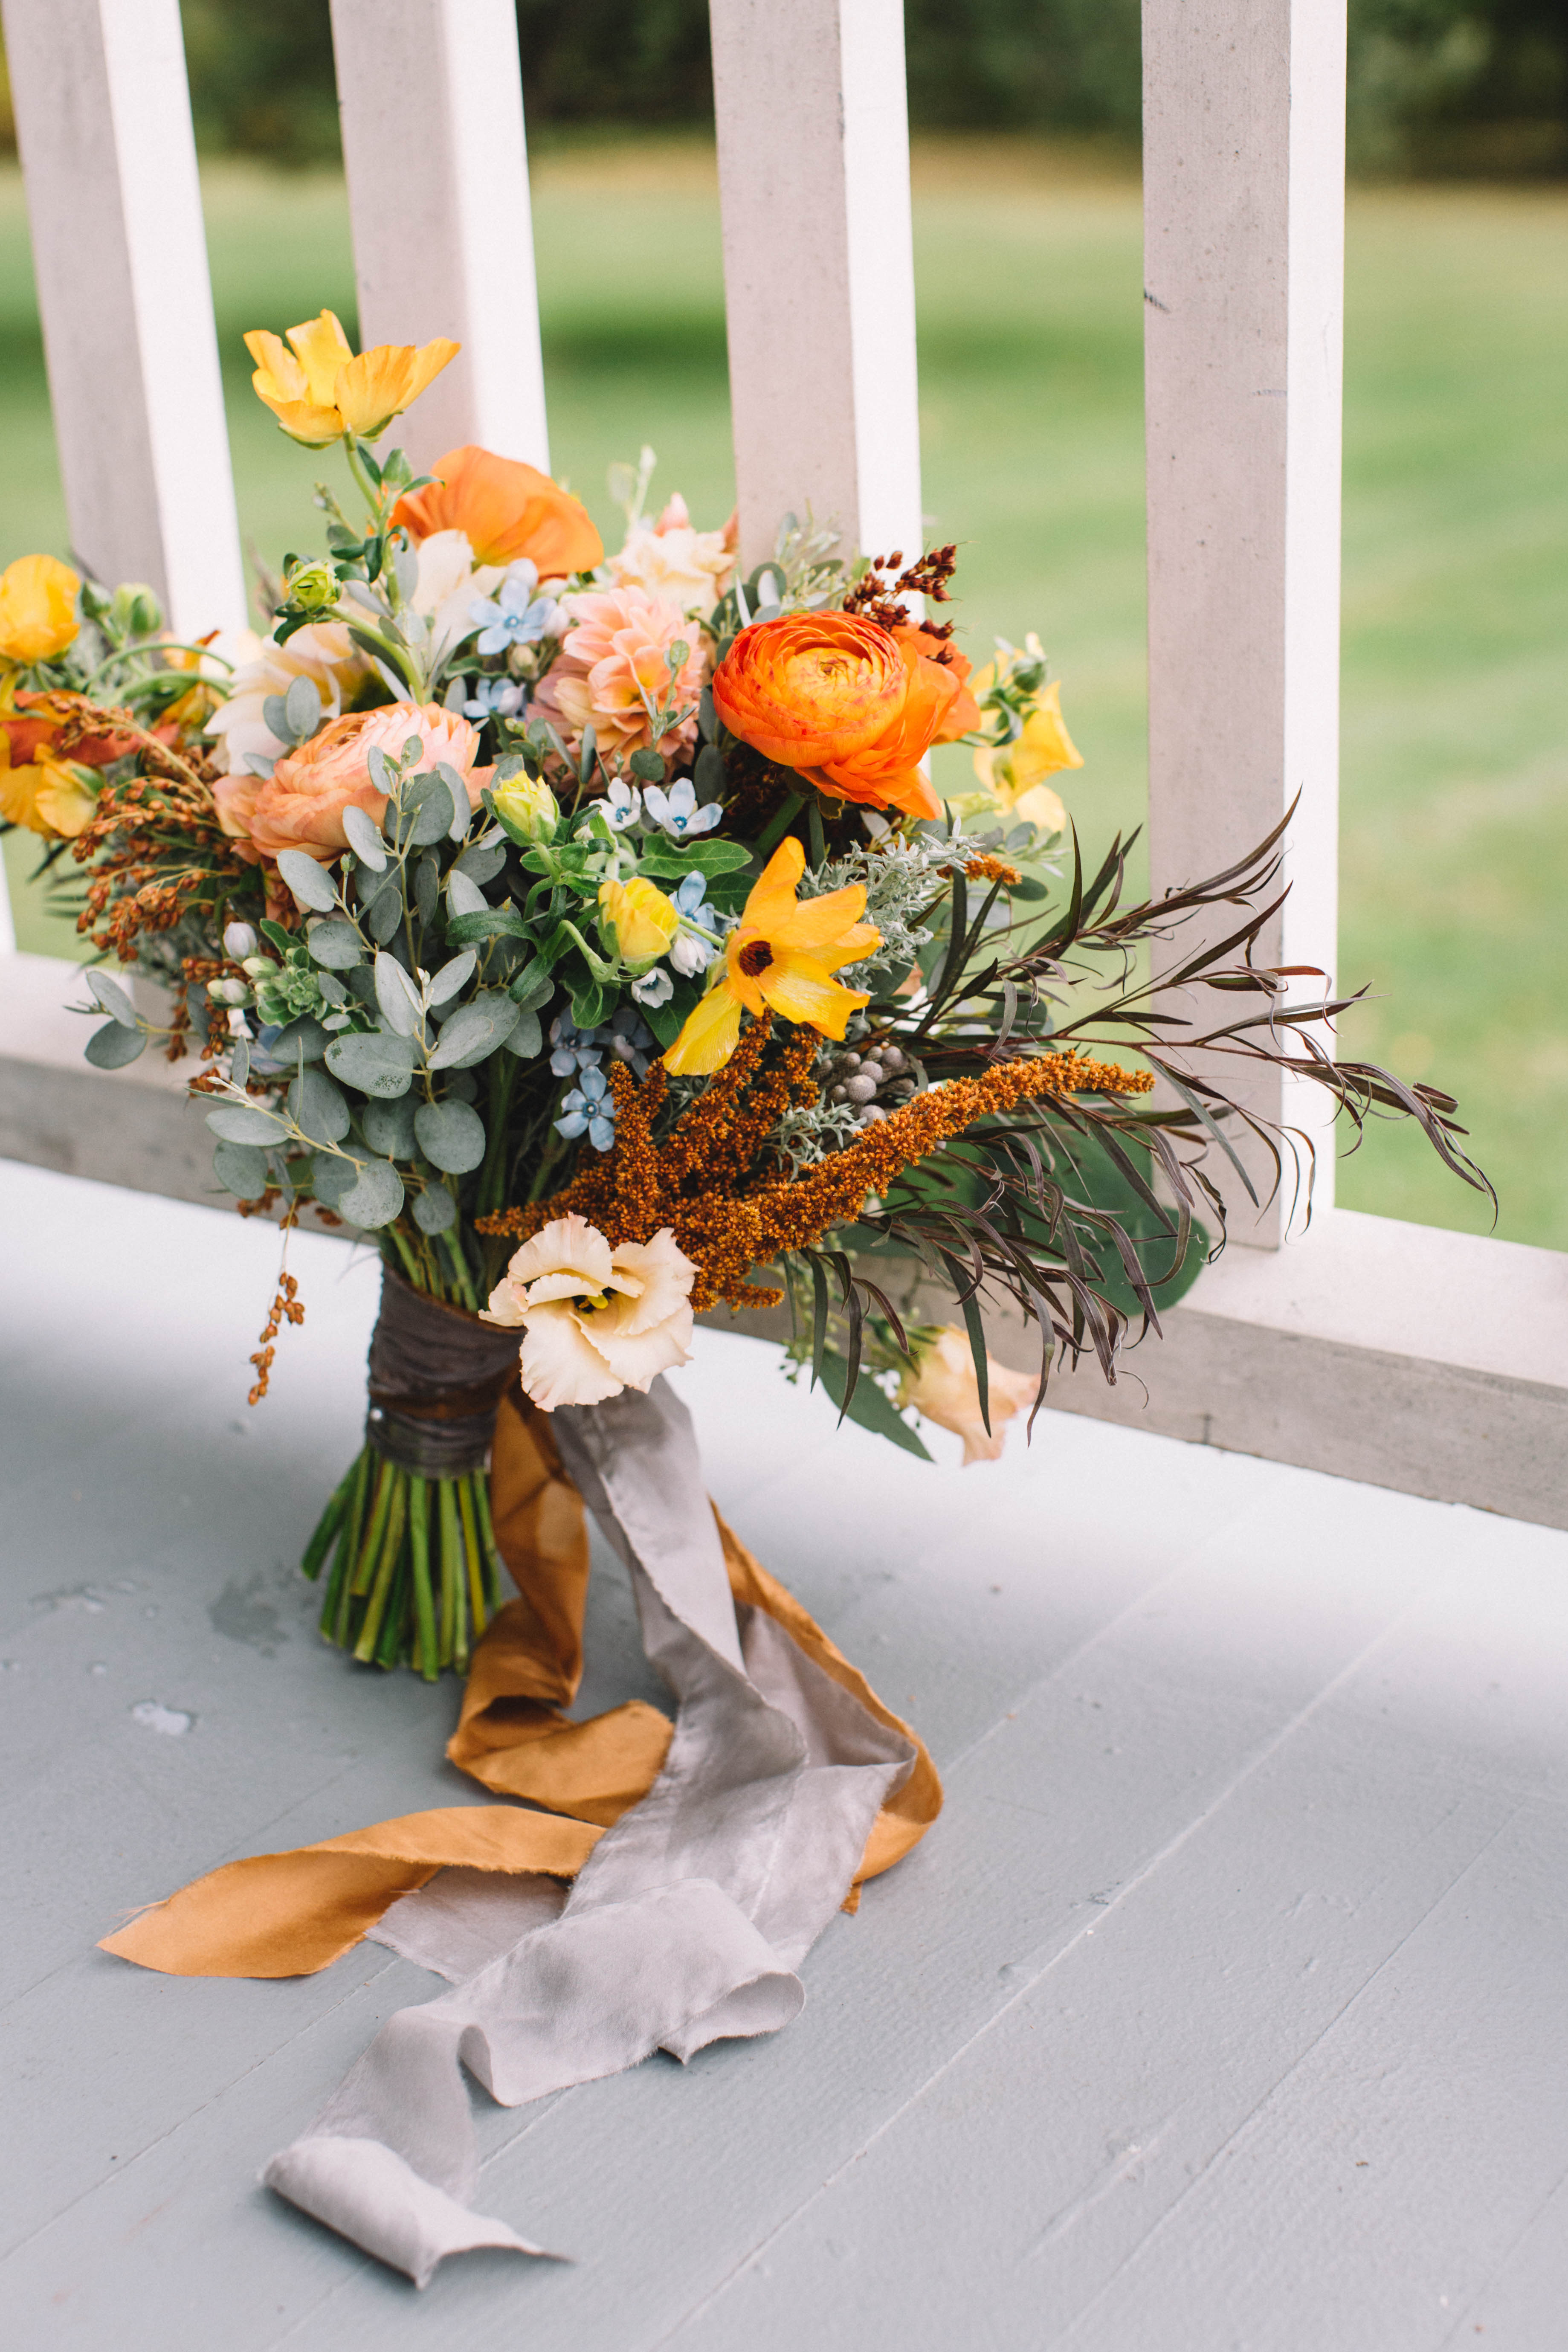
[390,445,603,576]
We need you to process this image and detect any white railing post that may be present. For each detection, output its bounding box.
[0,0,246,640]
[708,0,922,572]
[328,0,550,476]
[1142,0,1347,1243]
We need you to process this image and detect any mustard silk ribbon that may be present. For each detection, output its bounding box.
[101,1388,942,1981]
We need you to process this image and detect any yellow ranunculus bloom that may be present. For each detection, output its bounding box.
[492,773,559,844]
[0,553,81,664]
[244,310,459,447]
[971,679,1082,838]
[599,875,680,967]
[0,740,97,837]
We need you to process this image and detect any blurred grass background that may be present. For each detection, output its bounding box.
[0,139,1563,1247]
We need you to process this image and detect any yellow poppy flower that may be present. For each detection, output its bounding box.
[599,875,679,967]
[244,310,459,447]
[0,553,81,664]
[0,739,96,837]
[663,836,881,1076]
[971,679,1082,837]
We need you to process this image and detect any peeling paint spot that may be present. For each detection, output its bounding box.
[209,1570,286,1657]
[131,1701,194,1737]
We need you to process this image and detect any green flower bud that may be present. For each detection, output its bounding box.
[110,581,164,639]
[285,559,339,614]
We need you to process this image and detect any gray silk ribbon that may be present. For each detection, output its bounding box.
[263,1377,916,2287]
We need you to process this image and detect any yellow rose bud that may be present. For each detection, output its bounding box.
[599,874,679,968]
[492,772,559,844]
[0,553,81,664]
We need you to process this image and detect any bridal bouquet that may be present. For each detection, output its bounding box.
[2,310,1486,1682]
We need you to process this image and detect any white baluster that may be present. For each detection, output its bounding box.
[329,0,549,476]
[709,0,922,573]
[1142,0,1347,1240]
[0,0,246,640]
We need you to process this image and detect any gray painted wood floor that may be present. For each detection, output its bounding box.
[4,1157,1566,2351]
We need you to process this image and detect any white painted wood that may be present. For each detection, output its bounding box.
[709,0,923,571]
[328,0,550,475]
[0,0,246,638]
[2,1160,1565,2346]
[1142,0,1347,1242]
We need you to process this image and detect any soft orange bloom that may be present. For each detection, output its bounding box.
[390,445,603,575]
[663,835,880,1076]
[892,624,983,742]
[0,554,80,664]
[217,701,487,863]
[531,584,705,771]
[898,1326,1039,1466]
[713,613,954,821]
[245,310,458,446]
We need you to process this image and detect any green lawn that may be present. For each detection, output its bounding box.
[1,143,1562,1247]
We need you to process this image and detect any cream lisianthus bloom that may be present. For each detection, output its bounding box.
[898,1326,1039,1467]
[482,1214,696,1410]
[409,528,504,668]
[603,493,736,620]
[206,621,369,780]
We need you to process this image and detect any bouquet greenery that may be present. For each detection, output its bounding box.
[0,309,1486,1678]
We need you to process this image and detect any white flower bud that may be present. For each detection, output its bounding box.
[223,921,259,960]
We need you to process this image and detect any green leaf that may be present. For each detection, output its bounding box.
[628,747,665,782]
[959,1288,991,1435]
[362,882,403,945]
[342,804,387,870]
[427,949,476,1006]
[307,918,364,970]
[84,1018,146,1070]
[361,1094,417,1158]
[287,1068,351,1146]
[508,963,554,1008]
[447,905,528,945]
[414,1097,486,1172]
[455,839,507,886]
[207,1102,286,1144]
[310,1151,359,1206]
[212,1140,269,1200]
[427,992,519,1069]
[404,769,455,847]
[569,978,608,1030]
[501,1008,543,1059]
[268,1014,328,1063]
[275,849,338,914]
[284,674,322,743]
[338,1157,405,1228]
[259,920,295,957]
[638,840,752,878]
[86,970,137,1027]
[374,951,423,1037]
[325,1029,418,1098]
[412,1183,457,1235]
[818,1351,934,1461]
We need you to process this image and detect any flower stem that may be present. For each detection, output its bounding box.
[408,1474,438,1681]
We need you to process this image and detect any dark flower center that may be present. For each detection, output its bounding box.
[738,940,774,977]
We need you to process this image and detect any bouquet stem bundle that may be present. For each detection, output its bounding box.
[303,1449,506,1678]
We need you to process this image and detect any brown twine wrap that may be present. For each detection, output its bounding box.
[364,1268,523,1477]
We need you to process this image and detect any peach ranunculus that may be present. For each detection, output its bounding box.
[206,622,368,782]
[245,310,458,447]
[712,612,954,823]
[530,585,707,774]
[897,1326,1040,1467]
[481,1214,696,1410]
[0,554,81,664]
[604,493,736,620]
[391,445,603,577]
[219,701,487,864]
[891,624,983,743]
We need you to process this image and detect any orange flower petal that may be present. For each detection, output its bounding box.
[662,983,745,1076]
[391,445,603,573]
[757,954,870,1038]
[285,310,355,407]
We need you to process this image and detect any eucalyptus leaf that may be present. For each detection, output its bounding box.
[310,1151,359,1207]
[414,849,440,927]
[324,1029,419,1098]
[361,1095,418,1158]
[275,849,338,914]
[427,993,519,1070]
[508,963,554,1009]
[284,674,322,743]
[262,692,294,745]
[83,1016,147,1069]
[206,1102,286,1144]
[366,744,396,802]
[405,769,454,847]
[446,869,490,919]
[287,1068,351,1146]
[269,1014,328,1063]
[693,742,725,796]
[455,838,507,886]
[338,1157,405,1229]
[448,905,527,946]
[413,1097,486,1173]
[86,969,137,1026]
[501,1008,543,1059]
[342,804,387,870]
[315,972,349,1006]
[374,952,423,1037]
[412,1183,457,1235]
[391,534,419,604]
[427,950,476,1007]
[363,883,403,944]
[212,1140,269,1201]
[435,760,472,841]
[230,1035,251,1090]
[307,918,364,970]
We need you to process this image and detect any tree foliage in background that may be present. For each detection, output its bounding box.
[0,0,1562,171]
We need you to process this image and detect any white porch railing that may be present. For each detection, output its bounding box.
[0,0,1561,1528]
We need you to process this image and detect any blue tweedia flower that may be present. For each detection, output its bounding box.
[642,777,722,840]
[548,1014,604,1078]
[605,1007,656,1074]
[554,1063,616,1152]
[668,869,735,977]
[462,675,526,722]
[631,967,674,1008]
[601,777,642,832]
[470,561,561,658]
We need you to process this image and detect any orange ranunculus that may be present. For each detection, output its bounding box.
[891,624,983,742]
[713,613,954,821]
[663,835,880,1076]
[220,701,487,864]
[245,310,458,447]
[390,445,603,576]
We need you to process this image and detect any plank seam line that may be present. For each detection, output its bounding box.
[644,1572,1463,2347]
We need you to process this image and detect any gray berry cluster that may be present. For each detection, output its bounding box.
[825,1039,920,1127]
